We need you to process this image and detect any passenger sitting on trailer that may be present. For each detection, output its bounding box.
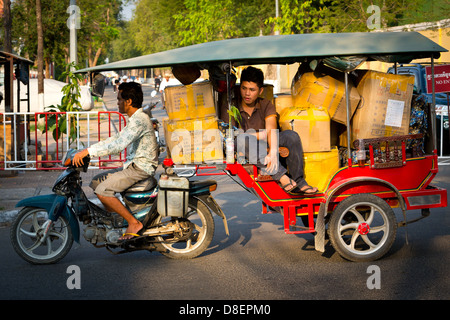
[221,66,317,195]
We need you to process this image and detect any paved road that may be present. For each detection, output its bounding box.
[1,168,449,302]
[0,85,448,307]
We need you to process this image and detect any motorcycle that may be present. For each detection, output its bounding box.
[10,149,228,265]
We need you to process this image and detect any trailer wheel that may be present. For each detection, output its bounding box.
[328,194,397,262]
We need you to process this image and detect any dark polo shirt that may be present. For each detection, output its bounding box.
[222,96,277,132]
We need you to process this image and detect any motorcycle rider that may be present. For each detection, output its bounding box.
[73,82,158,240]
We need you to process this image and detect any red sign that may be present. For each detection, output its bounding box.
[425,64,450,94]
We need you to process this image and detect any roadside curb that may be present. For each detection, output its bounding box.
[0,209,18,226]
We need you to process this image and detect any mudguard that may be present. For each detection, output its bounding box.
[16,194,80,243]
[194,194,229,236]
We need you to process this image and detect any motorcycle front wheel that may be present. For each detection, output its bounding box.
[10,207,74,265]
[154,198,214,259]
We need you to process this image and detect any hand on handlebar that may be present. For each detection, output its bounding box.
[73,149,89,167]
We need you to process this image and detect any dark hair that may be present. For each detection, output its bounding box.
[118,82,143,108]
[240,66,264,88]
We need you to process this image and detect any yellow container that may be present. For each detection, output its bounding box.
[303,147,339,192]
[164,81,217,121]
[163,116,224,164]
[279,106,330,152]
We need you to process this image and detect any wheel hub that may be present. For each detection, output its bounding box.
[358,222,370,235]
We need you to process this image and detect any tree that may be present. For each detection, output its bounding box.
[77,0,122,67]
[125,0,186,55]
[36,0,44,110]
[265,0,329,34]
[174,0,241,46]
[2,0,12,52]
[324,0,425,32]
[10,0,123,77]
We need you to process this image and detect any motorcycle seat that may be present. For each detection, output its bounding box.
[125,176,157,193]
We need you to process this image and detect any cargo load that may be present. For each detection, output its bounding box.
[351,70,414,140]
[291,71,360,124]
[163,116,224,164]
[164,81,217,121]
[279,105,330,152]
[274,93,293,115]
[303,147,340,192]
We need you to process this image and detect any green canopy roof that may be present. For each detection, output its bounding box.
[78,32,448,73]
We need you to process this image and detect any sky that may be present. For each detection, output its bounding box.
[122,1,136,21]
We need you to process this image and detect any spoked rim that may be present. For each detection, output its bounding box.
[335,201,391,256]
[14,208,71,261]
[157,206,208,254]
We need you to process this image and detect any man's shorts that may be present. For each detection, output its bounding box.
[90,163,151,197]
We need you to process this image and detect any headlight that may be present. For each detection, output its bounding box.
[62,151,71,167]
[62,149,78,167]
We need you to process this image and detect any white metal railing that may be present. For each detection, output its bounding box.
[1,109,449,169]
[436,107,449,165]
[1,111,127,170]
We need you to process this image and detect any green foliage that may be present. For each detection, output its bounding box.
[227,105,242,129]
[39,62,84,146]
[11,0,122,72]
[324,0,424,32]
[266,0,329,34]
[174,0,241,46]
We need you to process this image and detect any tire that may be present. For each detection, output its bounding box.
[10,207,74,265]
[328,194,397,262]
[155,198,215,259]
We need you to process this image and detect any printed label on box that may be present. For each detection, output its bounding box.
[385,99,405,127]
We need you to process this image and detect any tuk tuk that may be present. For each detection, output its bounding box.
[79,32,448,262]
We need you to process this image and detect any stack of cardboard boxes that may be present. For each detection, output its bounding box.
[275,69,414,191]
[162,68,415,189]
[163,81,224,164]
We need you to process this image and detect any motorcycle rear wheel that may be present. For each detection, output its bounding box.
[154,198,214,259]
[10,207,74,265]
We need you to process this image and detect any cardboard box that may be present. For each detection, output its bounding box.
[260,84,274,103]
[351,70,414,140]
[279,106,330,152]
[274,94,293,115]
[292,72,360,124]
[304,147,339,192]
[163,116,224,164]
[164,81,216,121]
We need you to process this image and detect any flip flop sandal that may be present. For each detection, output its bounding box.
[280,178,296,193]
[288,185,318,195]
[119,228,144,242]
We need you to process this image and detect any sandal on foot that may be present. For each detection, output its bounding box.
[288,185,318,195]
[119,228,144,242]
[280,178,297,193]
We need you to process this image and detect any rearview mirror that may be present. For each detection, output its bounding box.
[91,73,106,97]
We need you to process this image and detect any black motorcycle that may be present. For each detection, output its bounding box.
[10,149,228,265]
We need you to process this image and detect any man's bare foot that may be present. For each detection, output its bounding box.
[279,175,296,192]
[299,185,318,194]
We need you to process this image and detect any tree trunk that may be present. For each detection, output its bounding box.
[36,0,45,111]
[3,0,12,53]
